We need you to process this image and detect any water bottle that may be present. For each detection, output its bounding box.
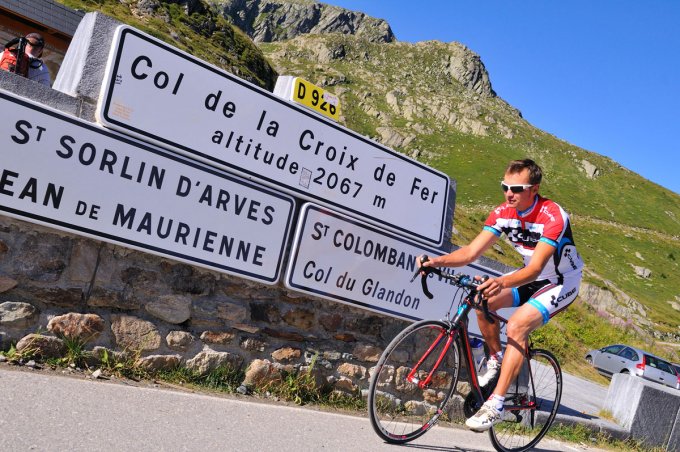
[470,337,487,373]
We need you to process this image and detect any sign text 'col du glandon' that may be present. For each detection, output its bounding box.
[97,27,449,245]
[286,204,513,339]
[0,90,294,284]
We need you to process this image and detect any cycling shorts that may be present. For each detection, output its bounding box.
[510,273,581,325]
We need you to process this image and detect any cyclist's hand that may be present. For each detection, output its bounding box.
[417,254,432,275]
[477,276,505,299]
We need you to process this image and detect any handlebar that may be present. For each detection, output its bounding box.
[412,255,495,324]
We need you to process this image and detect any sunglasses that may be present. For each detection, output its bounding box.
[501,182,534,193]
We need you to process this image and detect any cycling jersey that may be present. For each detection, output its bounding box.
[483,195,584,284]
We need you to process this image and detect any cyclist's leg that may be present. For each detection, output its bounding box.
[494,276,580,397]
[492,304,543,397]
[475,289,514,357]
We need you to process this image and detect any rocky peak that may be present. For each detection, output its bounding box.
[209,0,395,43]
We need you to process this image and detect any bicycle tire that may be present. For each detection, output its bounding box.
[489,348,562,452]
[368,319,461,444]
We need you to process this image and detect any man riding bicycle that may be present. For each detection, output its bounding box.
[420,158,583,432]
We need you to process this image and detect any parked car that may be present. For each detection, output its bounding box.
[585,344,680,390]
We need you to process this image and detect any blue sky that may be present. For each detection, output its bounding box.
[326,1,680,195]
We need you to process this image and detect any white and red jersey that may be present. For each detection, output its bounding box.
[483,195,583,283]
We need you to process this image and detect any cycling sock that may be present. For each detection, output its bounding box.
[489,393,505,411]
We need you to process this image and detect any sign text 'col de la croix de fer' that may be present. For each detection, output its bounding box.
[97,26,450,246]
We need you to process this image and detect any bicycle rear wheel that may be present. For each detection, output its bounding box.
[489,348,562,452]
[368,319,461,444]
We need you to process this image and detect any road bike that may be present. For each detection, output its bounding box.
[367,257,563,452]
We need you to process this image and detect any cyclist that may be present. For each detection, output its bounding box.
[420,158,583,432]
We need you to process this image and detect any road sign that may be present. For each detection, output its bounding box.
[0,89,295,284]
[96,26,450,245]
[285,204,514,338]
[274,76,341,122]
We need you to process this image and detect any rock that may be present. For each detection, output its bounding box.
[242,359,280,386]
[263,328,305,342]
[337,362,367,379]
[632,266,652,279]
[581,160,600,179]
[110,315,161,351]
[0,302,38,328]
[25,359,39,369]
[375,126,415,149]
[30,287,84,308]
[186,350,243,375]
[334,333,356,342]
[444,44,495,97]
[91,369,103,379]
[334,376,357,392]
[218,0,395,43]
[250,302,281,323]
[200,331,235,345]
[166,331,195,349]
[16,334,65,359]
[87,287,140,310]
[135,354,182,372]
[282,309,315,330]
[352,344,381,362]
[145,294,192,324]
[0,276,18,293]
[271,347,301,362]
[13,233,70,282]
[240,337,267,352]
[216,302,247,322]
[319,313,342,332]
[47,313,104,341]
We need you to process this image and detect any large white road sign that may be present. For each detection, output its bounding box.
[0,90,295,284]
[285,204,514,339]
[97,26,450,245]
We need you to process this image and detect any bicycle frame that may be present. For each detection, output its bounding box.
[406,288,539,419]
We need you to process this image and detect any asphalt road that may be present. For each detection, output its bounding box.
[0,366,609,452]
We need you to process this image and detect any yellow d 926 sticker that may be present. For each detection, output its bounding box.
[292,77,340,122]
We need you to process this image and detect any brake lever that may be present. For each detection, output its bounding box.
[411,255,441,300]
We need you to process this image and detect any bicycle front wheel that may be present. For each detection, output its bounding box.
[489,348,562,452]
[368,319,461,444]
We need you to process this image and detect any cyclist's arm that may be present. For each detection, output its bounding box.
[479,241,556,296]
[424,229,498,268]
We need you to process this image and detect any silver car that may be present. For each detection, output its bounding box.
[585,344,680,390]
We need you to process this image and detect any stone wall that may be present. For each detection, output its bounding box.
[0,213,413,391]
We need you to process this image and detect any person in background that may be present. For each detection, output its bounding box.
[24,33,51,86]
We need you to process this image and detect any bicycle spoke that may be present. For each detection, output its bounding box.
[368,320,462,444]
[489,349,562,452]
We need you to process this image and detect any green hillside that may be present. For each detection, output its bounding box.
[56,1,680,365]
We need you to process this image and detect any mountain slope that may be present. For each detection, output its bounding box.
[255,28,680,339]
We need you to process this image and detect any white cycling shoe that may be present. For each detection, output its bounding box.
[465,400,503,432]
